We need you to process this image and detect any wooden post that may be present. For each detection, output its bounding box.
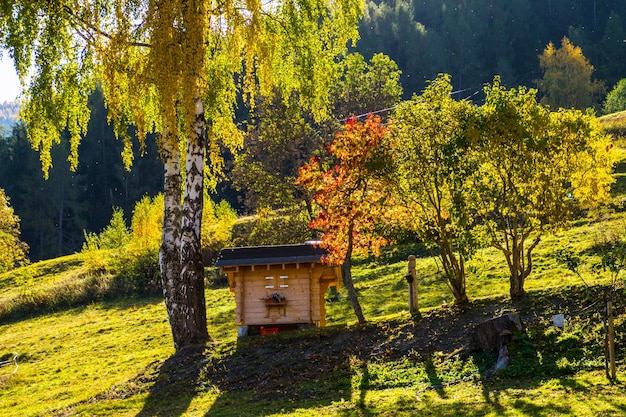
[608,300,616,380]
[407,255,420,318]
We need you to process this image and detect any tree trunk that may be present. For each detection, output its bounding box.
[178,98,209,346]
[159,114,209,351]
[159,129,184,349]
[507,235,540,299]
[508,246,526,299]
[439,238,468,305]
[342,220,366,324]
[449,267,469,304]
[509,271,525,299]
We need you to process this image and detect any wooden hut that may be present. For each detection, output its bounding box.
[215,242,341,335]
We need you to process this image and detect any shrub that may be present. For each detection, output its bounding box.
[112,248,161,295]
[604,78,626,115]
[0,189,28,272]
[234,206,313,247]
[130,194,163,252]
[202,194,237,262]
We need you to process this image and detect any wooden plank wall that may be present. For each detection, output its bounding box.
[225,263,340,327]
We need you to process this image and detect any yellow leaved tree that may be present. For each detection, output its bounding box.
[474,78,616,299]
[537,37,605,110]
[0,0,362,350]
[0,188,29,273]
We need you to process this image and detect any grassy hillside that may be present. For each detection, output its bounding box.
[2,151,626,415]
[599,110,626,138]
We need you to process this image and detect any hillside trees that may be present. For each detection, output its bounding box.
[0,97,162,261]
[0,188,28,272]
[297,115,397,324]
[474,79,616,298]
[357,1,426,96]
[537,37,606,110]
[355,0,626,100]
[393,74,477,305]
[0,0,361,350]
[0,123,88,260]
[597,11,626,88]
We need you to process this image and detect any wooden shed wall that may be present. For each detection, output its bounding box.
[226,263,339,327]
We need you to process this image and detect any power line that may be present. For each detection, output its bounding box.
[337,83,485,122]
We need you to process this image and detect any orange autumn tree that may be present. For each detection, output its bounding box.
[297,115,396,324]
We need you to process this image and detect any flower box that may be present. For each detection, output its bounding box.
[264,293,287,306]
[264,299,287,307]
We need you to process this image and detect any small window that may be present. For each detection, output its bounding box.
[265,276,274,289]
[279,275,288,288]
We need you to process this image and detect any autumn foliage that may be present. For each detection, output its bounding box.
[0,189,28,273]
[297,114,396,323]
[538,37,605,110]
[298,115,394,265]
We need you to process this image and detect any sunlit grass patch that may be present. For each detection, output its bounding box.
[0,298,173,417]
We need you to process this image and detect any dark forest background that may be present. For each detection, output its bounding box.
[1,0,625,260]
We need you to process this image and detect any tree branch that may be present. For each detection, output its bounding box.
[63,6,152,48]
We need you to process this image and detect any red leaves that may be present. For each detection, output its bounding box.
[295,114,395,263]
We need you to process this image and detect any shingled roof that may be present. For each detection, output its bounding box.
[214,242,328,267]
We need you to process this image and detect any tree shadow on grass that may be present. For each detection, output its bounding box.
[136,344,206,417]
[205,327,357,417]
[424,356,448,399]
[473,316,619,417]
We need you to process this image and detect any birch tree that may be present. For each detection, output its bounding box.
[0,0,361,350]
[537,37,605,111]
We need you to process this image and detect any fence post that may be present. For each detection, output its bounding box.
[407,255,420,320]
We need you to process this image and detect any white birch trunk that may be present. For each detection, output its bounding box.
[159,128,184,348]
[178,97,209,346]
[159,98,210,350]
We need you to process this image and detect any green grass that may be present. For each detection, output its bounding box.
[2,155,626,416]
[0,297,173,416]
[1,229,625,417]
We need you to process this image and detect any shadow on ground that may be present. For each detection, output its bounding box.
[126,284,626,416]
[204,326,360,416]
[136,344,206,417]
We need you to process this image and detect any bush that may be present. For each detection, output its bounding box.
[202,195,237,262]
[604,78,626,114]
[112,248,162,295]
[81,203,161,296]
[233,206,314,247]
[0,189,28,272]
[82,207,131,251]
[130,194,163,252]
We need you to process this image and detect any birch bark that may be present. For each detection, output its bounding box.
[159,129,184,348]
[177,98,209,347]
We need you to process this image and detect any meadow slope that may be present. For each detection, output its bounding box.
[2,150,626,416]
